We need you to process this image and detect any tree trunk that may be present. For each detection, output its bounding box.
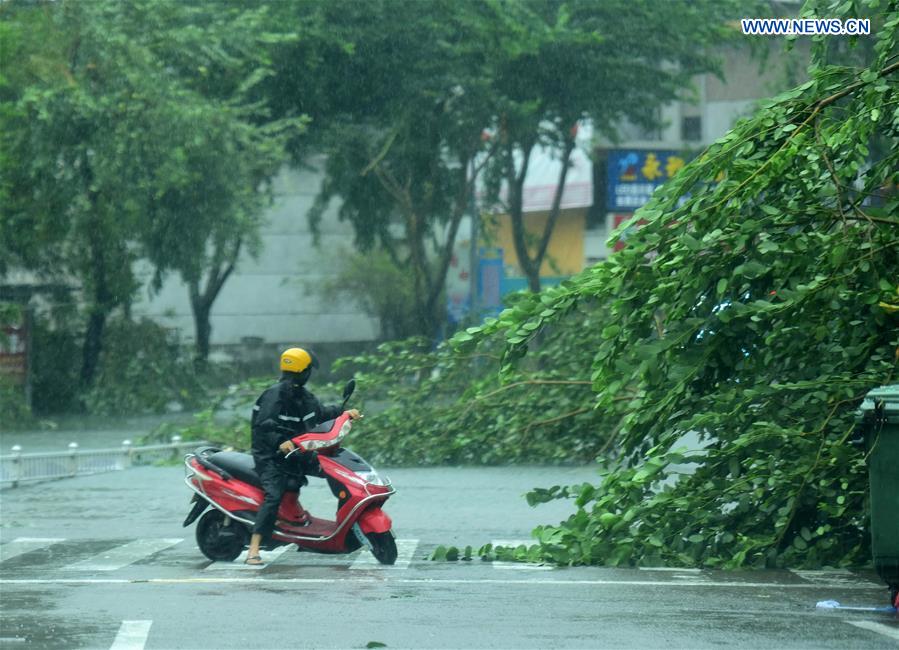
[80,309,107,385]
[191,296,212,371]
[188,238,242,367]
[507,141,540,292]
[80,188,114,386]
[508,135,576,294]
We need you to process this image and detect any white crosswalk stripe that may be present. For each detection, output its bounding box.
[0,538,64,562]
[790,569,880,586]
[638,566,710,581]
[351,538,419,569]
[492,562,554,571]
[204,545,292,571]
[64,539,183,571]
[845,620,899,641]
[109,620,152,650]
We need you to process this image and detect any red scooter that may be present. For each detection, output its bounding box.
[182,380,398,564]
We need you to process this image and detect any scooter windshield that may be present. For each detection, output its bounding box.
[308,419,335,433]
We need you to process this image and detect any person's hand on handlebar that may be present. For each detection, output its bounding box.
[279,440,296,455]
[346,409,363,420]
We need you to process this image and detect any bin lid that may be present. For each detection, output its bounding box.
[859,384,899,422]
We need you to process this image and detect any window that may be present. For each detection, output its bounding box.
[682,116,702,142]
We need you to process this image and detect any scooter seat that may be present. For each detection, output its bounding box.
[208,451,305,491]
[209,451,262,487]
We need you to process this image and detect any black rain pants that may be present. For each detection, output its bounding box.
[252,457,287,540]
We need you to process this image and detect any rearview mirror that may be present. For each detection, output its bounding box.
[342,379,356,402]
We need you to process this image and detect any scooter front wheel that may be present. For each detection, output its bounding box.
[196,510,246,562]
[366,530,398,565]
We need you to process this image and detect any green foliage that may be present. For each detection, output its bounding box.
[332,298,619,466]
[444,0,899,568]
[0,0,300,377]
[318,250,423,341]
[149,376,271,449]
[159,288,618,464]
[83,317,206,416]
[0,378,31,428]
[29,318,81,415]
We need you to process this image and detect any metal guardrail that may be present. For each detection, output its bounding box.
[0,436,207,488]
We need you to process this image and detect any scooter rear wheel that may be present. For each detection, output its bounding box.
[196,510,246,562]
[366,530,398,565]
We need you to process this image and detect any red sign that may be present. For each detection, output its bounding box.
[0,324,28,384]
[610,213,648,251]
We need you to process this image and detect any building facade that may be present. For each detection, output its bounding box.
[132,161,380,367]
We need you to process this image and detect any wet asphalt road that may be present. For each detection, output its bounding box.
[1,465,897,649]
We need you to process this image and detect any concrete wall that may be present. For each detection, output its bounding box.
[132,161,380,359]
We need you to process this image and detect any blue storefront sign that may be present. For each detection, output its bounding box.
[607,150,687,211]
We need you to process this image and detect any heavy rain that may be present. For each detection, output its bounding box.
[1,0,898,648]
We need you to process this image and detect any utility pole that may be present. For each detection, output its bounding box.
[467,157,479,322]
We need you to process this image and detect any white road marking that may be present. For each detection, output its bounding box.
[845,620,899,642]
[351,538,419,569]
[204,545,291,571]
[0,538,64,562]
[1,576,885,589]
[790,569,880,586]
[109,620,152,650]
[639,567,710,581]
[489,539,553,570]
[64,539,183,571]
[492,562,554,571]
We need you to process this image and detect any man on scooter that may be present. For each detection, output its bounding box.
[245,347,362,565]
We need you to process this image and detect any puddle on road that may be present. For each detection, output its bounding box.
[0,587,104,649]
[0,540,121,573]
[0,616,105,649]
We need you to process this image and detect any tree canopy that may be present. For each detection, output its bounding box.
[0,0,300,382]
[299,0,745,333]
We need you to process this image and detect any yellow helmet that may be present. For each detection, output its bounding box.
[279,347,318,373]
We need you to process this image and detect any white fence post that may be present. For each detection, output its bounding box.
[1,437,207,486]
[67,442,79,477]
[11,445,22,488]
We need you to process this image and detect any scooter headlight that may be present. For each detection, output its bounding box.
[301,438,333,451]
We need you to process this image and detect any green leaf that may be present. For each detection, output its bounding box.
[601,325,621,339]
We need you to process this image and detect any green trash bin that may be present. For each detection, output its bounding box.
[856,384,899,608]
